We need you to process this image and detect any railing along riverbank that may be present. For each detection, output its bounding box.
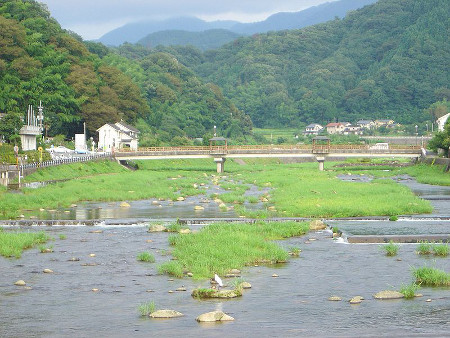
[20,152,113,170]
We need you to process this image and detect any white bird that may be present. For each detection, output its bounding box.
[214,273,223,289]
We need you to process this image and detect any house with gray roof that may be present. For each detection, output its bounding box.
[97,121,140,151]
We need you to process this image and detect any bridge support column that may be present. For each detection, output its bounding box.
[316,156,325,171]
[214,157,226,173]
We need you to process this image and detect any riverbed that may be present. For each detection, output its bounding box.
[0,178,449,337]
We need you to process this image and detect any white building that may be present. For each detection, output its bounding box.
[19,103,43,151]
[436,113,450,132]
[97,121,140,152]
[303,123,323,136]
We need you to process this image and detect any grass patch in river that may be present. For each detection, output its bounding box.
[412,266,450,287]
[399,283,421,299]
[157,221,309,280]
[137,252,155,262]
[380,241,399,256]
[0,229,49,258]
[138,301,156,316]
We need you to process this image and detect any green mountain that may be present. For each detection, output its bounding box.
[138,29,241,51]
[175,0,449,128]
[0,1,149,137]
[0,1,251,145]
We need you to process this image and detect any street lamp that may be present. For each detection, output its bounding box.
[415,125,418,146]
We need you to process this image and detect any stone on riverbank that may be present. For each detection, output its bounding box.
[150,310,184,318]
[373,290,404,299]
[196,311,234,322]
[309,220,326,230]
[176,197,185,201]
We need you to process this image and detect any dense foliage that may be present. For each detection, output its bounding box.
[0,0,251,146]
[0,0,149,138]
[103,44,252,145]
[167,0,449,128]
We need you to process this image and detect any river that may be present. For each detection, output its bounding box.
[0,178,449,337]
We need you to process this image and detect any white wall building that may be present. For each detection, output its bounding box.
[304,123,324,136]
[97,121,140,152]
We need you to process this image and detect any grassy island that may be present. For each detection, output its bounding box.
[0,158,446,219]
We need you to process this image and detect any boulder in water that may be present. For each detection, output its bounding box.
[373,290,404,299]
[196,311,234,322]
[150,310,184,318]
[309,220,326,230]
[148,224,166,232]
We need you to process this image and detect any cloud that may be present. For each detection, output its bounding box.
[41,0,335,39]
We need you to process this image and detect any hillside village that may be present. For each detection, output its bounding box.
[304,119,399,136]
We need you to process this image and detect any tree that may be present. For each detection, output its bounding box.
[428,120,450,156]
[0,112,22,143]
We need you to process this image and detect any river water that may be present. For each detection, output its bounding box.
[0,178,449,337]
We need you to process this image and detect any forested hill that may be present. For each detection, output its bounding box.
[0,1,251,145]
[0,1,149,137]
[174,0,449,128]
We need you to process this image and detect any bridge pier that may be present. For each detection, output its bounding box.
[316,156,325,171]
[214,157,226,173]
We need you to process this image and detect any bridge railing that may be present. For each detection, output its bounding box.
[115,144,422,156]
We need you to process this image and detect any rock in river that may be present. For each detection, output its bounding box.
[150,310,183,318]
[120,202,131,208]
[373,290,404,299]
[328,296,342,301]
[43,269,53,274]
[349,296,364,304]
[148,224,166,232]
[14,280,26,286]
[196,311,234,322]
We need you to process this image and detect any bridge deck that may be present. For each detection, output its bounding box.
[115,144,422,160]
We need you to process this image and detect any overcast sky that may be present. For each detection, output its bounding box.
[38,0,338,40]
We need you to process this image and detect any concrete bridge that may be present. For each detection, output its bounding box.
[115,144,424,172]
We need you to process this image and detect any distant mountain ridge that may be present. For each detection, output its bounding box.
[98,0,378,46]
[138,29,241,51]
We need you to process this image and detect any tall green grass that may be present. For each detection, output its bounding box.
[157,221,309,279]
[0,229,49,258]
